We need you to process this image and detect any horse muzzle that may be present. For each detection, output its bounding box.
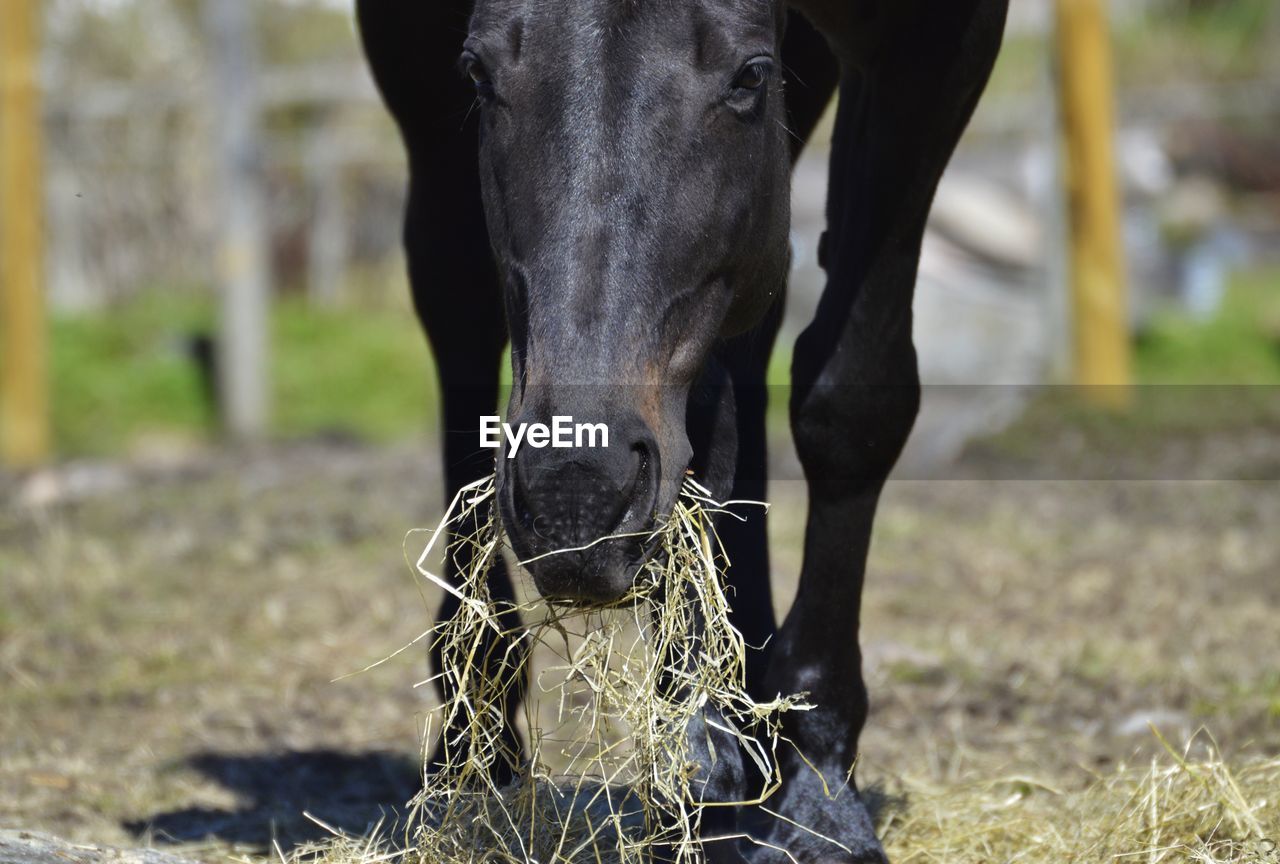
[498,409,664,604]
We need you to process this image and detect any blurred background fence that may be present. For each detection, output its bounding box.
[39,0,1279,308]
[40,0,403,311]
[3,0,1280,462]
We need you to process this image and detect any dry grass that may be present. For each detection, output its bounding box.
[299,729,1280,864]
[300,475,1280,864]
[3,439,1277,863]
[877,733,1280,863]
[389,477,806,864]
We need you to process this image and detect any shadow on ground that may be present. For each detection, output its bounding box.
[861,783,908,826]
[124,751,420,851]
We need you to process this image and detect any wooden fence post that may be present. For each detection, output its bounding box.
[1054,0,1132,407]
[1,0,50,466]
[205,0,271,438]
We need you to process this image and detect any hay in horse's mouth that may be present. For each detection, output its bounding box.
[397,475,812,864]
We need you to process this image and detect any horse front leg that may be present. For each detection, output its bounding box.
[357,0,529,786]
[404,152,528,787]
[744,2,1008,862]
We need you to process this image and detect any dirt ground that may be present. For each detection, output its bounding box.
[2,416,1278,861]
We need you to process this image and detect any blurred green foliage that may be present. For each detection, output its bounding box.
[46,0,359,78]
[271,298,436,442]
[51,293,213,456]
[1113,0,1279,90]
[1136,268,1280,384]
[50,292,437,456]
[987,0,1279,99]
[966,268,1280,469]
[45,267,1279,459]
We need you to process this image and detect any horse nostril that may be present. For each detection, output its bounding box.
[632,442,648,479]
[499,420,666,603]
[502,416,662,564]
[511,461,539,534]
[624,437,659,527]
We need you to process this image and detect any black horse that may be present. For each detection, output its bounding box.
[356,2,1008,861]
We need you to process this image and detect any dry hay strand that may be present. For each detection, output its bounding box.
[401,476,810,864]
[307,482,1280,864]
[296,743,1280,864]
[876,731,1280,863]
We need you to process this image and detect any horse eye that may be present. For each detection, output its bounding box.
[733,60,771,92]
[461,54,495,99]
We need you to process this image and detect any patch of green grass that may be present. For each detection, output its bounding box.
[1136,269,1280,385]
[984,33,1045,100]
[977,269,1280,454]
[1193,671,1280,728]
[979,0,1277,112]
[51,292,216,456]
[1115,0,1278,83]
[47,267,1278,459]
[50,292,437,456]
[271,297,436,441]
[886,660,948,687]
